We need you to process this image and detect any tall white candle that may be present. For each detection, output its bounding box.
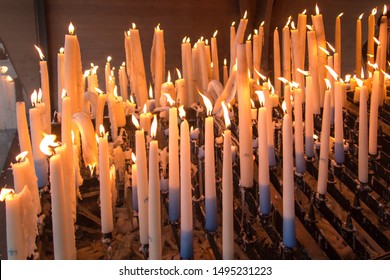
[334,81,345,164]
[282,102,296,248]
[16,102,35,172]
[282,19,291,83]
[305,76,315,158]
[273,28,282,97]
[369,70,380,155]
[263,83,276,166]
[307,28,321,114]
[181,37,196,105]
[57,47,65,113]
[211,30,220,81]
[105,56,112,95]
[151,24,165,107]
[356,14,363,78]
[175,68,187,106]
[358,83,368,183]
[179,107,193,259]
[294,88,305,173]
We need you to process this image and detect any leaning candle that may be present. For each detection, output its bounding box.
[294,88,305,173]
[357,80,368,183]
[253,29,260,81]
[200,93,217,232]
[133,115,149,246]
[317,88,331,195]
[237,44,254,186]
[34,45,51,133]
[179,106,193,259]
[256,91,270,215]
[167,96,180,222]
[282,101,296,249]
[221,102,234,259]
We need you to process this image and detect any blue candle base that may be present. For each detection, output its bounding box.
[34,158,48,188]
[283,217,296,249]
[334,141,345,164]
[180,230,193,259]
[169,188,180,222]
[205,197,218,232]
[259,184,270,215]
[295,153,306,174]
[305,136,315,158]
[132,186,138,212]
[268,146,276,166]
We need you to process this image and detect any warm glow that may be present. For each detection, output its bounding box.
[297,68,310,76]
[34,45,44,60]
[69,22,74,35]
[0,188,15,202]
[254,68,267,81]
[319,46,330,56]
[291,20,296,30]
[176,68,182,79]
[282,101,287,114]
[302,9,307,15]
[164,93,175,106]
[326,42,336,53]
[221,102,231,129]
[142,104,147,114]
[255,90,265,107]
[167,70,171,83]
[231,21,235,27]
[315,4,320,15]
[243,10,247,19]
[132,23,136,29]
[148,84,154,99]
[83,70,90,78]
[71,130,75,145]
[278,77,289,84]
[374,37,381,45]
[31,90,37,107]
[247,34,252,41]
[372,7,377,16]
[356,77,364,87]
[325,65,339,80]
[0,66,8,74]
[6,76,13,82]
[131,152,136,163]
[345,74,351,83]
[381,70,390,80]
[205,39,209,45]
[285,16,292,28]
[61,89,67,98]
[107,56,112,63]
[87,164,96,177]
[260,21,265,27]
[156,23,161,31]
[254,29,258,35]
[40,134,60,156]
[130,95,135,104]
[290,81,300,89]
[15,151,28,163]
[199,92,213,116]
[313,134,319,141]
[59,47,64,54]
[178,105,186,119]
[338,12,344,18]
[384,4,387,16]
[361,68,365,79]
[151,115,158,139]
[224,58,227,66]
[306,25,313,31]
[122,62,126,67]
[368,61,379,70]
[211,62,214,69]
[359,13,364,20]
[213,30,218,38]
[114,86,118,98]
[95,87,104,94]
[325,78,332,90]
[132,115,140,129]
[186,37,190,43]
[182,36,187,44]
[38,89,43,103]
[250,98,255,109]
[92,65,98,75]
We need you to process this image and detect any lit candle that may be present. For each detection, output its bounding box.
[140,104,152,136]
[229,21,236,72]
[334,79,345,164]
[151,24,165,107]
[256,91,270,215]
[304,74,315,158]
[258,21,265,72]
[160,71,176,107]
[237,44,254,186]
[148,115,162,260]
[133,115,149,246]
[307,25,321,114]
[205,39,212,80]
[131,153,138,212]
[317,85,331,195]
[297,10,307,70]
[221,102,234,259]
[179,106,193,259]
[356,13,364,78]
[166,94,180,222]
[294,87,305,173]
[29,90,48,188]
[250,98,257,121]
[200,92,218,232]
[95,88,107,134]
[34,45,51,133]
[181,37,196,105]
[282,17,291,83]
[57,47,65,113]
[253,29,260,81]
[246,34,253,77]
[367,8,377,72]
[273,28,282,97]
[357,79,368,183]
[282,101,296,248]
[211,30,220,81]
[197,39,209,92]
[223,59,228,86]
[175,68,187,106]
[16,102,35,173]
[105,56,112,94]
[335,13,343,72]
[290,21,300,83]
[263,81,276,166]
[369,68,380,156]
[118,62,129,102]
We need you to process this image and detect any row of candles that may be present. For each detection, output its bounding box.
[1,4,389,260]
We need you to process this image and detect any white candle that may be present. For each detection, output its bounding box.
[273,28,282,97]
[148,116,161,260]
[211,30,220,81]
[179,107,193,259]
[175,68,187,106]
[253,30,260,80]
[221,102,234,260]
[335,13,342,73]
[16,102,35,172]
[160,71,176,107]
[369,70,380,155]
[57,47,65,113]
[151,24,165,107]
[181,37,196,105]
[282,20,291,82]
[263,83,276,166]
[307,28,321,114]
[168,106,180,222]
[298,11,307,70]
[118,63,129,102]
[317,89,331,195]
[305,76,315,158]
[246,34,253,77]
[356,14,363,78]
[282,102,296,248]
[95,90,107,134]
[367,9,376,72]
[334,81,345,164]
[256,91,270,215]
[258,21,265,73]
[105,56,112,94]
[358,83,368,183]
[223,59,229,86]
[237,44,254,187]
[131,155,138,211]
[229,21,236,72]
[294,88,305,173]
[197,40,209,92]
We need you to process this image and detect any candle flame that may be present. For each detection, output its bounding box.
[325,78,332,90]
[31,90,37,107]
[367,61,378,70]
[243,10,247,19]
[178,105,186,119]
[361,68,365,79]
[384,5,387,16]
[34,45,44,60]
[186,37,190,43]
[92,65,98,75]
[302,9,307,15]
[114,86,118,98]
[95,87,104,95]
[0,66,8,74]
[164,93,175,106]
[132,115,140,129]
[356,77,364,87]
[285,16,292,27]
[221,102,231,129]
[182,36,187,44]
[83,70,90,78]
[126,30,130,37]
[130,95,135,104]
[369,71,373,78]
[250,98,255,109]
[345,74,351,83]
[38,88,43,103]
[254,29,258,35]
[176,68,182,79]
[255,90,265,107]
[326,42,336,53]
[199,91,213,116]
[306,25,313,31]
[254,68,267,81]
[278,77,289,84]
[290,81,300,89]
[61,89,67,99]
[205,39,209,45]
[6,76,13,82]
[148,84,154,99]
[313,134,319,140]
[260,21,265,27]
[319,46,330,56]
[156,23,161,31]
[151,115,158,138]
[0,188,15,202]
[40,134,60,156]
[359,13,364,20]
[325,65,339,80]
[381,70,390,80]
[167,70,171,83]
[122,62,126,67]
[282,101,287,114]
[71,130,75,145]
[291,20,296,30]
[213,30,218,38]
[99,124,105,138]
[338,12,344,18]
[297,68,310,76]
[372,7,377,16]
[373,37,381,45]
[132,23,136,29]
[131,152,136,163]
[59,47,64,54]
[247,34,252,41]
[107,56,112,63]
[143,104,147,114]
[231,21,235,27]
[15,151,28,163]
[69,22,74,35]
[211,62,214,69]
[224,58,227,66]
[315,4,320,15]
